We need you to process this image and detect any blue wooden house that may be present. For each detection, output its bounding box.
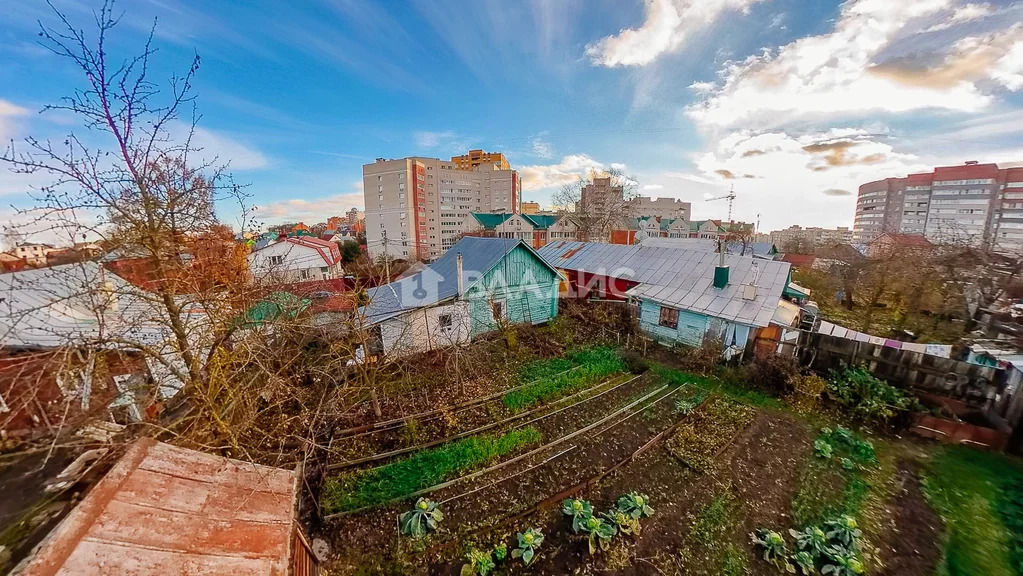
[537,241,792,354]
[359,237,563,357]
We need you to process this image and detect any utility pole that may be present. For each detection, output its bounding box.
[382,229,390,281]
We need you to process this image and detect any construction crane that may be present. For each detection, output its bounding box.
[705,184,736,223]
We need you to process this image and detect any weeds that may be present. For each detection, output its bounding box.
[683,484,750,575]
[322,427,541,513]
[667,396,756,472]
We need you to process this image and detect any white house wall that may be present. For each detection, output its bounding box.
[379,301,471,356]
[248,242,340,282]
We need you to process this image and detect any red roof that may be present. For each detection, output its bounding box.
[19,438,297,576]
[782,254,816,268]
[285,236,341,267]
[874,233,932,247]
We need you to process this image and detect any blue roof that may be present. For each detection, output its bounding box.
[360,237,554,324]
[727,242,777,257]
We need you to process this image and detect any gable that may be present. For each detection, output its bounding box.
[467,243,559,295]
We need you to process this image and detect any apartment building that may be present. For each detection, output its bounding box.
[627,197,692,221]
[770,225,853,250]
[363,155,520,260]
[450,149,509,171]
[853,161,1023,252]
[521,201,541,215]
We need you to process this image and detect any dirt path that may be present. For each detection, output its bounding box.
[876,461,943,576]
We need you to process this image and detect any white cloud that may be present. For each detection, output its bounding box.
[685,0,1023,130]
[530,134,554,159]
[610,162,628,171]
[413,130,456,148]
[0,99,30,141]
[663,171,717,185]
[585,0,764,67]
[252,190,364,224]
[689,129,929,228]
[924,2,992,32]
[187,126,269,171]
[518,154,606,191]
[643,184,664,190]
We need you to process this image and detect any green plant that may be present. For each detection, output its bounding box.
[322,427,540,513]
[675,397,699,414]
[398,498,443,537]
[617,492,654,519]
[826,366,919,427]
[503,347,626,411]
[752,529,791,568]
[792,550,816,575]
[824,516,861,549]
[790,525,829,557]
[581,514,617,555]
[841,458,855,471]
[512,527,544,566]
[814,439,834,459]
[821,551,864,575]
[787,372,828,413]
[562,498,594,533]
[461,548,495,576]
[602,507,641,536]
[493,543,507,562]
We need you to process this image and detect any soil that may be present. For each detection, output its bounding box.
[875,461,943,576]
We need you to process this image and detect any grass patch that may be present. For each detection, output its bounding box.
[666,396,756,472]
[649,362,784,410]
[502,347,626,411]
[682,485,750,575]
[921,446,1023,576]
[322,427,541,513]
[516,355,574,384]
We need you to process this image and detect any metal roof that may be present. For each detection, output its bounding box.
[360,237,562,324]
[638,237,717,251]
[537,241,791,328]
[18,437,296,576]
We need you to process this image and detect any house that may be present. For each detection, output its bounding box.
[359,237,563,357]
[0,263,204,439]
[16,436,316,576]
[689,220,726,239]
[12,243,55,266]
[0,251,27,272]
[248,236,343,282]
[867,233,932,259]
[537,241,792,351]
[463,213,574,250]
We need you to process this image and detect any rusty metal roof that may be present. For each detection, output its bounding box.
[17,437,297,576]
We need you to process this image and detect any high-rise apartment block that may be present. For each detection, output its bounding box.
[853,161,1023,252]
[770,225,853,250]
[450,149,510,171]
[363,154,520,260]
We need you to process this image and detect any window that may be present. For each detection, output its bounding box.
[269,255,284,265]
[439,313,452,330]
[491,300,503,321]
[658,306,679,329]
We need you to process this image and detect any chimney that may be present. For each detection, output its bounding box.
[456,253,464,297]
[713,247,729,289]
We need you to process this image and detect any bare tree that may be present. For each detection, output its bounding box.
[552,167,636,242]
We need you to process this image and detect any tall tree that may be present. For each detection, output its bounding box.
[552,167,636,242]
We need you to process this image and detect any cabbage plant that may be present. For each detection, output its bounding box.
[561,498,593,533]
[460,548,495,576]
[399,498,443,537]
[581,515,616,555]
[512,527,544,566]
[792,550,816,575]
[752,529,790,567]
[821,552,864,576]
[825,516,861,549]
[602,507,641,536]
[617,492,653,519]
[790,525,829,557]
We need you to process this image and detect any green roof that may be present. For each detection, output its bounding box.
[471,213,514,229]
[235,292,311,329]
[522,214,560,229]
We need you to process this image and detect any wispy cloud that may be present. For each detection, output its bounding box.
[184,125,270,171]
[519,154,606,191]
[585,0,764,67]
[530,133,554,159]
[0,99,30,141]
[251,189,364,224]
[414,130,457,149]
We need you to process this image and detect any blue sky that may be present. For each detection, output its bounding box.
[2,0,1022,236]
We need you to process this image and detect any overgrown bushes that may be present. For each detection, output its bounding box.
[826,366,919,427]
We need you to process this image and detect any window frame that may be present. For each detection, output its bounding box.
[658,306,679,329]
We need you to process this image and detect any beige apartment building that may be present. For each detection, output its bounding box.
[363,155,521,260]
[627,196,691,221]
[770,225,853,251]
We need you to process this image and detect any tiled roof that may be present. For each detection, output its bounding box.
[537,241,790,327]
[17,437,296,576]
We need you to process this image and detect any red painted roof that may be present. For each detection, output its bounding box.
[782,254,816,268]
[19,437,297,576]
[286,236,341,267]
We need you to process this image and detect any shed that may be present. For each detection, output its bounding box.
[15,437,315,576]
[359,237,563,356]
